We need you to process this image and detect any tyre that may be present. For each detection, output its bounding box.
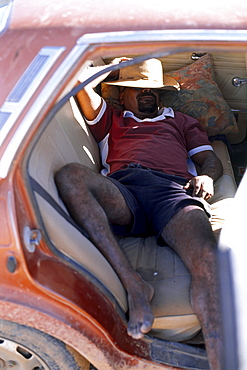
[0,319,90,369]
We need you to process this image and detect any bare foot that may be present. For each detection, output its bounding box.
[126,276,154,339]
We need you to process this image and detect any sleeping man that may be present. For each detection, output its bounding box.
[55,58,223,370]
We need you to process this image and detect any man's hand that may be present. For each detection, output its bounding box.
[78,65,113,89]
[184,175,214,201]
[106,57,133,79]
[186,150,223,201]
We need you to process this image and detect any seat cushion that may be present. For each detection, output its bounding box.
[117,235,200,341]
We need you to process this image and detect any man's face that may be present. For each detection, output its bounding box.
[119,87,160,119]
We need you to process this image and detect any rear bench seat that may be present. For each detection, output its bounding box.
[27,97,237,342]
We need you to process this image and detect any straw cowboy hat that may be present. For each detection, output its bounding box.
[105,58,180,91]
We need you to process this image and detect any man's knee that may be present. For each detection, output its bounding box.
[55,163,91,187]
[55,163,93,201]
[162,205,216,259]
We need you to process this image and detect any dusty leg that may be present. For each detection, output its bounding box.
[161,205,223,370]
[55,163,154,339]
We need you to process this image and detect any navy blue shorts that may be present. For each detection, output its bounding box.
[108,164,211,245]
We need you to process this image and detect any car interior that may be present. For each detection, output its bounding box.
[25,50,246,350]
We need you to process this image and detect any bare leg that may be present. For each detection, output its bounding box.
[55,163,154,339]
[161,205,222,370]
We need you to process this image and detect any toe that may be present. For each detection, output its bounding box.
[127,323,144,339]
[140,319,153,334]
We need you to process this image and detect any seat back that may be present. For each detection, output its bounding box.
[28,98,128,312]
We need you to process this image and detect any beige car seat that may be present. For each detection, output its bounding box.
[27,97,236,342]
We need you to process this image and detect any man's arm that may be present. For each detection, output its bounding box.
[76,86,103,121]
[184,150,223,201]
[76,66,111,121]
[76,58,131,121]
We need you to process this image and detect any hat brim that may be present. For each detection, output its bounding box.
[104,74,180,91]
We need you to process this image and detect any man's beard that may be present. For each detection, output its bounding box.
[137,92,158,113]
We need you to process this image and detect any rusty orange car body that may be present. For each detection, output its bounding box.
[0,0,247,369]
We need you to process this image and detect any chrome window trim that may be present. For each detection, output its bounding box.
[78,29,247,44]
[0,43,89,179]
[0,0,14,35]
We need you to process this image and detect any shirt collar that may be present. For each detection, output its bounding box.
[123,107,175,122]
